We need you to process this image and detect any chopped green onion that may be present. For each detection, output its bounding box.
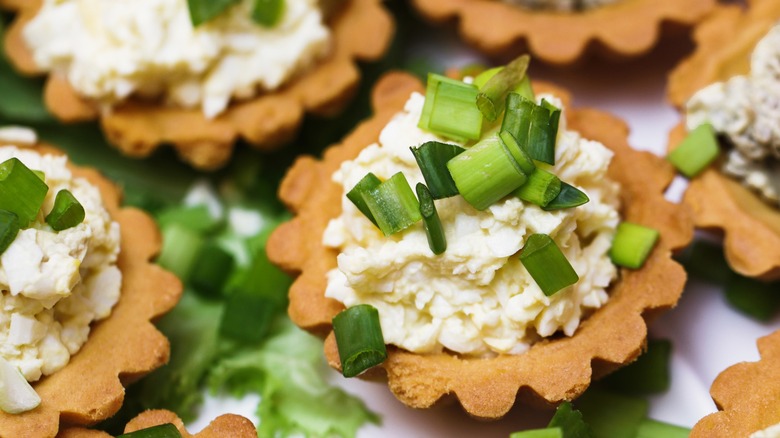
[603,339,672,395]
[45,189,85,231]
[527,100,559,165]
[501,93,535,154]
[419,74,483,141]
[515,169,562,207]
[117,423,182,438]
[724,275,780,322]
[609,222,660,269]
[347,172,382,226]
[0,210,20,256]
[190,242,235,298]
[498,130,536,175]
[667,123,719,178]
[363,173,422,236]
[157,205,222,234]
[410,142,465,199]
[0,157,48,226]
[547,402,591,438]
[332,304,387,377]
[576,389,648,438]
[543,182,589,211]
[515,75,535,101]
[157,224,205,281]
[473,66,502,89]
[509,428,563,438]
[519,234,579,296]
[416,183,446,255]
[636,419,690,438]
[252,0,285,27]
[186,0,240,26]
[476,55,530,122]
[32,170,45,181]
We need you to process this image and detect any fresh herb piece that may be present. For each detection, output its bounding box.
[0,210,20,255]
[157,224,205,281]
[476,55,530,122]
[186,0,240,26]
[416,183,446,255]
[332,304,387,377]
[0,157,48,226]
[0,357,40,414]
[499,129,536,175]
[609,222,660,269]
[157,204,222,234]
[346,172,382,226]
[410,141,465,199]
[520,234,579,296]
[576,389,648,438]
[667,123,719,178]
[515,169,562,207]
[516,74,535,101]
[509,428,563,438]
[473,66,502,89]
[419,74,483,141]
[724,275,780,322]
[543,182,589,211]
[602,339,672,395]
[117,424,182,438]
[252,0,285,27]
[447,134,528,210]
[547,402,592,438]
[45,189,85,231]
[528,99,560,165]
[501,93,535,153]
[635,419,690,438]
[363,172,422,236]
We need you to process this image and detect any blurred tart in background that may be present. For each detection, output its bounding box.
[60,410,257,437]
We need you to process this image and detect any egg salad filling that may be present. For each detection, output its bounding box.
[0,146,121,382]
[686,23,780,208]
[501,0,621,12]
[323,90,620,357]
[23,0,331,118]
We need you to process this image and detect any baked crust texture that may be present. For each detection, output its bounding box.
[58,410,257,437]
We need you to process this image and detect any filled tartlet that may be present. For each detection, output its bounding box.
[267,67,692,418]
[668,0,780,280]
[690,330,780,437]
[0,129,181,437]
[1,0,393,170]
[60,410,257,437]
[409,0,715,64]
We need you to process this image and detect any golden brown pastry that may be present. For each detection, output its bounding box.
[58,410,257,437]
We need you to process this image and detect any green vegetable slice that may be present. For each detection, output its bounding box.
[515,168,562,207]
[190,242,235,298]
[510,428,563,438]
[0,157,48,226]
[473,66,502,89]
[410,141,465,199]
[157,224,205,281]
[447,134,528,211]
[419,73,483,141]
[519,234,579,296]
[252,0,285,27]
[157,205,222,234]
[476,55,531,122]
[117,424,182,438]
[363,172,422,236]
[416,183,446,255]
[346,172,382,226]
[527,99,560,165]
[667,123,720,178]
[499,130,536,175]
[635,419,690,438]
[543,182,590,211]
[609,222,660,269]
[576,389,647,438]
[501,93,535,154]
[0,210,20,256]
[332,304,387,377]
[602,339,672,395]
[186,0,240,26]
[547,402,592,438]
[45,189,86,231]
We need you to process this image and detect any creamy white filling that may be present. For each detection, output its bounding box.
[323,92,620,356]
[501,0,621,12]
[23,0,331,118]
[751,422,780,438]
[0,146,121,381]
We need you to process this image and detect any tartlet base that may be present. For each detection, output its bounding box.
[58,410,257,437]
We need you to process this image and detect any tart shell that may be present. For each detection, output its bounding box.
[267,72,693,419]
[0,143,182,437]
[667,0,780,281]
[2,0,394,170]
[409,0,715,64]
[58,410,257,438]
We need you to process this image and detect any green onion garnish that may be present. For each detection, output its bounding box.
[0,210,20,256]
[516,74,535,101]
[501,93,535,151]
[527,100,560,165]
[576,389,647,438]
[252,0,285,27]
[347,172,382,226]
[547,402,591,438]
[499,130,536,175]
[509,428,563,438]
[190,242,235,298]
[476,55,530,122]
[603,339,672,395]
[117,423,182,438]
[157,205,222,234]
[519,234,579,296]
[411,142,465,199]
[157,224,205,281]
[542,182,589,211]
[447,134,528,211]
[32,170,45,181]
[45,189,85,231]
[724,275,780,322]
[609,222,659,269]
[363,172,422,236]
[667,123,719,178]
[473,66,502,89]
[515,169,562,207]
[0,157,48,227]
[186,0,240,26]
[332,304,387,378]
[419,74,483,141]
[416,183,446,255]
[636,419,690,438]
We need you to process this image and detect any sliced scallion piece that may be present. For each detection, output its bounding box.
[45,189,85,231]
[724,275,780,322]
[667,123,719,178]
[519,234,579,296]
[252,0,285,27]
[473,66,502,89]
[32,170,45,181]
[543,182,589,211]
[186,0,240,26]
[603,339,672,395]
[501,93,535,153]
[476,55,530,122]
[416,183,446,255]
[0,210,20,256]
[515,169,562,207]
[190,242,235,298]
[527,100,559,165]
[515,75,535,101]
[332,304,387,377]
[636,419,690,438]
[609,222,659,269]
[117,423,182,438]
[509,428,563,438]
[157,224,205,281]
[547,402,591,438]
[429,80,483,141]
[157,205,222,234]
[363,172,422,236]
[447,134,528,210]
[411,141,465,199]
[498,130,536,175]
[347,172,382,226]
[0,157,48,226]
